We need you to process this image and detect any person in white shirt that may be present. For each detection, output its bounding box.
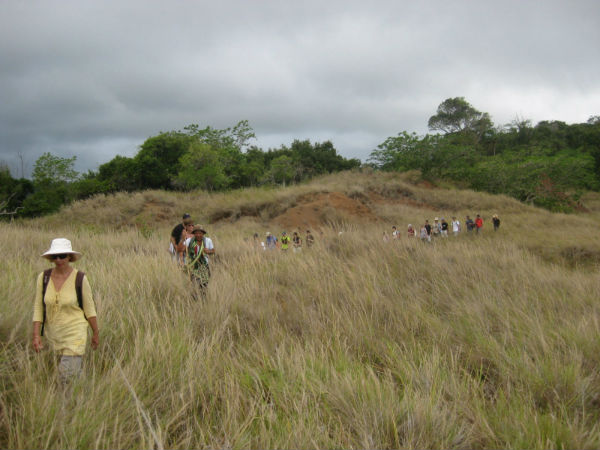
[451,217,461,236]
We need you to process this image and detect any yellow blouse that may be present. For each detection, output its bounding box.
[33,270,97,356]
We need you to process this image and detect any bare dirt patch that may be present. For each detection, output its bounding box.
[272,192,378,230]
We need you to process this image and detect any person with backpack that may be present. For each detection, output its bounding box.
[465,216,475,233]
[292,231,302,253]
[32,238,99,386]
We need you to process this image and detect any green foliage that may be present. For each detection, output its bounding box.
[97,156,140,192]
[372,97,600,212]
[266,155,297,186]
[70,172,112,201]
[21,183,69,217]
[0,165,33,218]
[32,152,78,185]
[134,132,193,189]
[18,153,80,217]
[176,142,229,191]
[428,97,493,142]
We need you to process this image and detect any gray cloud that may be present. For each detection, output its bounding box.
[1,0,599,176]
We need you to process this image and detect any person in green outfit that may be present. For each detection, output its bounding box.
[186,226,214,294]
[280,231,290,252]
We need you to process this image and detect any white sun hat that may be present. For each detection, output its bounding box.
[41,238,82,261]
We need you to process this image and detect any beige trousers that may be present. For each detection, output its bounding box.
[57,355,83,386]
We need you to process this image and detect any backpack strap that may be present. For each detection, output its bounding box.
[40,269,52,336]
[76,271,86,318]
[40,269,87,336]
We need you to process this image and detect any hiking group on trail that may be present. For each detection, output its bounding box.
[389,213,500,243]
[255,229,315,252]
[30,209,500,387]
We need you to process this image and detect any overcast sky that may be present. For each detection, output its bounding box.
[1,0,599,177]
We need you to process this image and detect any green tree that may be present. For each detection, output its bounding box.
[134,131,192,189]
[176,143,229,191]
[266,155,296,186]
[0,165,33,218]
[21,153,79,216]
[428,97,493,142]
[31,152,78,185]
[97,156,140,191]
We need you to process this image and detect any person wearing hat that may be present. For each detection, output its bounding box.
[186,226,214,293]
[32,238,99,386]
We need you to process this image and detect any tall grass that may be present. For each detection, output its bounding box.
[1,173,600,448]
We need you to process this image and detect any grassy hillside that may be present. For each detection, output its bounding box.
[1,171,600,449]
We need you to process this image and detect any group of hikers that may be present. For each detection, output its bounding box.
[254,229,315,252]
[169,213,215,291]
[385,214,501,242]
[31,213,214,388]
[31,210,501,387]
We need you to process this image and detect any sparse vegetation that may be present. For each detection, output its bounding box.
[1,171,599,449]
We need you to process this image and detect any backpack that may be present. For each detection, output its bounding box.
[41,269,85,336]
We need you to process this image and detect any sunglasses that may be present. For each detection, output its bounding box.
[50,254,70,260]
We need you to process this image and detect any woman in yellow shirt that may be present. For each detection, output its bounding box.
[32,238,99,385]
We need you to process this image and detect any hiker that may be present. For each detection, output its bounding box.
[432,218,441,238]
[181,220,195,262]
[440,218,449,237]
[475,214,483,234]
[32,238,99,387]
[465,216,475,233]
[265,232,278,250]
[424,220,432,241]
[281,231,290,251]
[492,214,501,231]
[186,226,214,292]
[382,231,390,242]
[253,232,265,251]
[170,214,193,265]
[407,224,416,238]
[451,217,461,236]
[292,231,302,253]
[306,230,315,248]
[419,224,429,242]
[392,226,399,239]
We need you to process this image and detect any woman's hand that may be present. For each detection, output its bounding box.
[91,331,99,350]
[32,335,43,352]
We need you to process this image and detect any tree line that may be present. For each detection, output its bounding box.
[369,97,600,212]
[0,120,360,218]
[2,99,599,218]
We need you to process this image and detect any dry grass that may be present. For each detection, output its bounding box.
[1,171,600,449]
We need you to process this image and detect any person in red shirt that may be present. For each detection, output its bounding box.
[475,214,483,234]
